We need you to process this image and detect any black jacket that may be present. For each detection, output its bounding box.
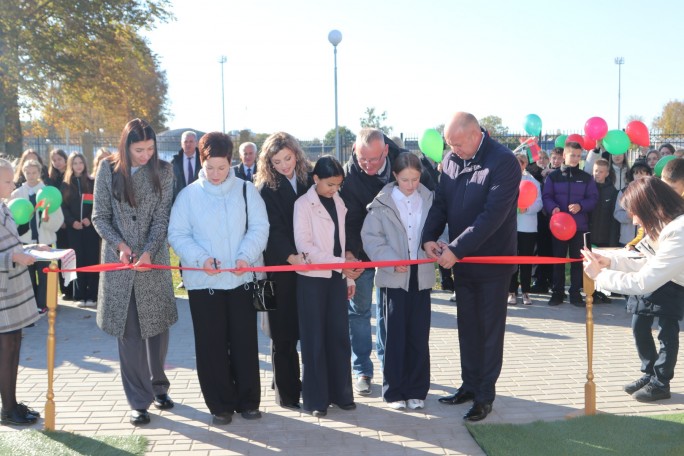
[422,130,521,280]
[233,163,257,182]
[589,181,619,247]
[340,136,436,261]
[171,148,201,201]
[60,176,95,226]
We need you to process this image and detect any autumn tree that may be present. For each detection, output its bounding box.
[479,115,509,136]
[359,107,392,135]
[652,100,684,134]
[0,0,172,155]
[324,126,356,146]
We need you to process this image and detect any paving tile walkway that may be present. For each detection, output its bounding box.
[2,290,684,455]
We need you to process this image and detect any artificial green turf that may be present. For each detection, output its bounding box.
[0,430,147,455]
[466,413,684,456]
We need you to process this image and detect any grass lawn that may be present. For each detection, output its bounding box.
[0,430,147,456]
[466,413,684,456]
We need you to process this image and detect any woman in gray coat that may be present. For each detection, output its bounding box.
[92,119,177,426]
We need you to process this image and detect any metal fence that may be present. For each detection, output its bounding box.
[19,132,684,167]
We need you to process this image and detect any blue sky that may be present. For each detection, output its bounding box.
[144,0,683,139]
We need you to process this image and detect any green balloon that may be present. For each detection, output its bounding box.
[8,198,34,225]
[36,185,62,214]
[602,130,631,155]
[418,129,444,162]
[523,114,542,136]
[554,135,568,148]
[654,155,676,177]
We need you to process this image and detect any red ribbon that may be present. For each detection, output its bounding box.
[44,256,580,274]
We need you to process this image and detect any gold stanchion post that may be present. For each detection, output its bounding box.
[44,262,59,430]
[582,269,597,415]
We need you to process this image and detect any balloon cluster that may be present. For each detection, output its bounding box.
[7,185,62,225]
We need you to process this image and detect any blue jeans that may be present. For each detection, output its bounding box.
[348,268,376,378]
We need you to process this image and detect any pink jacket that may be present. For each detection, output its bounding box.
[293,185,353,285]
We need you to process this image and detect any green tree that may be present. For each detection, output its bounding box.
[626,114,644,124]
[324,126,355,146]
[479,115,509,135]
[652,100,684,134]
[359,107,392,135]
[0,0,172,155]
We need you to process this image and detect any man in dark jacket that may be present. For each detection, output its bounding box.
[232,142,257,182]
[542,141,598,306]
[422,112,520,422]
[171,131,201,202]
[340,128,435,396]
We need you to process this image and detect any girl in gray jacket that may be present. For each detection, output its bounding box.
[361,153,434,411]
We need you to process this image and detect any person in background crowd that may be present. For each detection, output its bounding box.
[674,149,684,159]
[530,149,559,294]
[623,161,654,251]
[645,150,660,171]
[294,155,357,417]
[92,148,113,180]
[169,131,268,425]
[423,112,520,422]
[509,152,543,306]
[13,149,49,188]
[255,132,312,410]
[361,152,434,411]
[583,177,684,402]
[47,148,72,299]
[659,143,675,157]
[584,147,629,192]
[525,150,549,184]
[0,158,42,426]
[233,142,258,182]
[662,158,684,196]
[11,160,64,313]
[542,141,598,307]
[171,131,200,202]
[92,118,177,426]
[60,153,100,308]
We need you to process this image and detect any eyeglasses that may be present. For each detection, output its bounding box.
[358,154,385,165]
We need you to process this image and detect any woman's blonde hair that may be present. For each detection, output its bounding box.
[254,132,311,190]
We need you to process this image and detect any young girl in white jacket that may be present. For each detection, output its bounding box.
[11,160,64,312]
[361,153,434,411]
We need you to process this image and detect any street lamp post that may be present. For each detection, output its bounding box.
[219,56,227,133]
[614,57,624,129]
[328,30,342,161]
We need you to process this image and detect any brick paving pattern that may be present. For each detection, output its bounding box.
[2,291,684,455]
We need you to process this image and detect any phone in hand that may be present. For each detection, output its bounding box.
[583,232,592,252]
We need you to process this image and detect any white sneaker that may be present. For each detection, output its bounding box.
[407,399,424,410]
[522,293,532,305]
[387,400,406,410]
[507,293,517,305]
[449,292,456,302]
[85,300,96,308]
[76,300,87,308]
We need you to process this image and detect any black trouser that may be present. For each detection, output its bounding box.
[381,265,431,402]
[67,225,100,301]
[551,230,584,295]
[188,287,260,415]
[454,276,508,404]
[533,212,553,287]
[510,232,537,293]
[632,314,680,386]
[27,263,47,311]
[297,273,353,412]
[271,339,301,406]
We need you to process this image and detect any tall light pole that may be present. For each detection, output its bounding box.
[615,57,624,129]
[328,30,342,161]
[219,55,227,133]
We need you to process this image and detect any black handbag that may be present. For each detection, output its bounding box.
[242,182,277,312]
[626,280,684,320]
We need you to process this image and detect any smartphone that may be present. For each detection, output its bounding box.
[583,232,592,252]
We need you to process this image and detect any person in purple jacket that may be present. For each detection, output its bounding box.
[542,141,598,307]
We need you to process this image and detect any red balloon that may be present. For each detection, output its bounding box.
[625,120,650,147]
[565,134,585,150]
[549,212,577,241]
[584,117,608,140]
[582,135,596,151]
[518,180,538,210]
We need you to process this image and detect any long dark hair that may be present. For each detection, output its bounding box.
[622,176,684,240]
[48,149,68,183]
[62,153,93,203]
[111,118,162,206]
